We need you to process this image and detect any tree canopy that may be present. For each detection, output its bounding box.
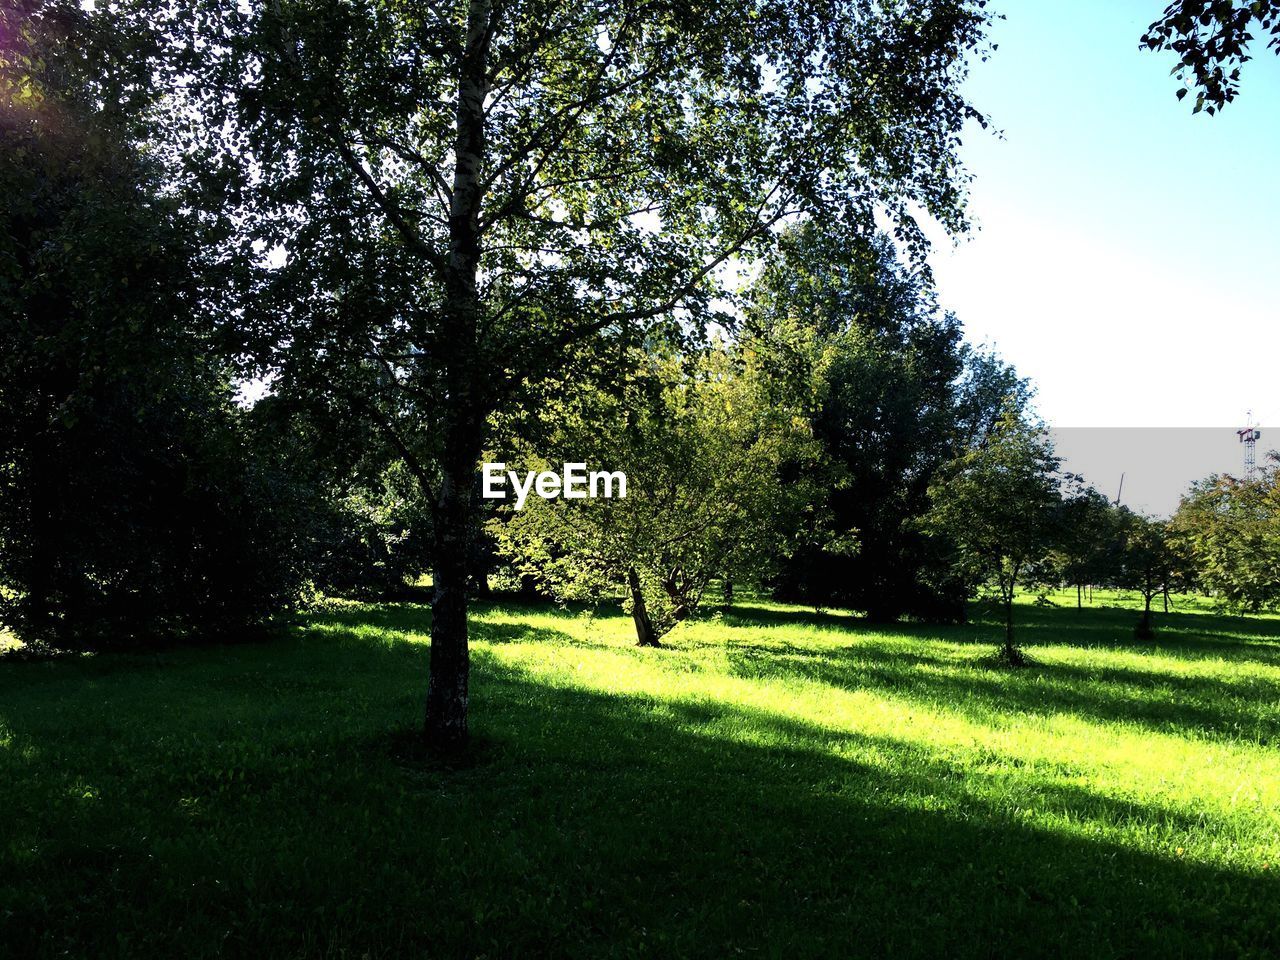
[1170,462,1280,612]
[0,2,310,647]
[747,223,1024,621]
[493,343,820,646]
[98,0,999,746]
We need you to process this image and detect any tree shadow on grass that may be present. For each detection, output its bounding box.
[304,601,579,647]
[847,654,1265,743]
[469,662,1280,959]
[2,614,1278,959]
[979,602,1280,650]
[721,599,1280,664]
[308,599,1280,746]
[718,604,875,634]
[723,633,1280,745]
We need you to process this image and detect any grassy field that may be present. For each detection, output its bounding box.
[2,592,1279,958]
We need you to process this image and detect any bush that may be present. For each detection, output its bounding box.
[0,380,307,650]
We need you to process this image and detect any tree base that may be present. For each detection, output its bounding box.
[389,726,484,766]
[990,644,1033,669]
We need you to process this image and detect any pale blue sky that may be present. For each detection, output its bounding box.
[928,0,1280,433]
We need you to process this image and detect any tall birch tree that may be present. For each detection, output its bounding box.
[121,0,996,747]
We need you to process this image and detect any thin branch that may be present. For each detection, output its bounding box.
[333,139,448,277]
[354,131,454,209]
[546,187,793,351]
[363,401,441,510]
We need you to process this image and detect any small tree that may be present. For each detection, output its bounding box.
[493,345,819,646]
[1117,510,1177,640]
[1050,486,1123,609]
[922,403,1061,664]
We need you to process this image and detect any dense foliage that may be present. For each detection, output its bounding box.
[0,5,303,648]
[492,345,820,646]
[748,225,1025,622]
[1170,463,1280,612]
[246,396,435,600]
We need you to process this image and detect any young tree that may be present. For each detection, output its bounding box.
[121,0,996,746]
[921,403,1061,664]
[492,346,820,647]
[1116,510,1178,640]
[1050,487,1122,609]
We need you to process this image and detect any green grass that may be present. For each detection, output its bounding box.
[2,593,1279,958]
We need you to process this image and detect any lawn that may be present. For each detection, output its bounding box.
[2,593,1278,958]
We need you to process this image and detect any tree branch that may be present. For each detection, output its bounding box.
[333,138,448,277]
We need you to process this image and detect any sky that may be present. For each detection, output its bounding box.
[927,0,1280,429]
[921,1,1280,512]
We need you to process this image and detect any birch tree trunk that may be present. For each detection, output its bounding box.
[424,0,492,750]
